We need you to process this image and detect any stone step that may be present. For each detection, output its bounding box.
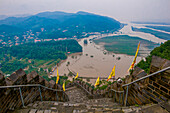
[65,86,78,91]
[65,87,89,103]
[159,101,170,112]
[10,100,123,113]
[10,99,170,113]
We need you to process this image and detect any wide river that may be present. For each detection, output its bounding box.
[53,23,168,83]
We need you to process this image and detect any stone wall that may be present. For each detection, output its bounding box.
[73,56,170,106]
[73,79,124,104]
[0,56,169,112]
[124,67,151,105]
[0,69,68,113]
[147,56,170,103]
[125,56,170,106]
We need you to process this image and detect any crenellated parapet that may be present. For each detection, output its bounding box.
[0,69,68,113]
[0,56,169,112]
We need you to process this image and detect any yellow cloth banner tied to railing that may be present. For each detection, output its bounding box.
[63,82,65,92]
[75,73,78,79]
[107,65,115,81]
[128,42,140,72]
[95,77,100,86]
[56,68,59,84]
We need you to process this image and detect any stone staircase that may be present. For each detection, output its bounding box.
[1,56,170,113]
[9,85,123,113]
[65,86,89,103]
[8,85,170,113]
[8,99,170,113]
[9,100,120,113]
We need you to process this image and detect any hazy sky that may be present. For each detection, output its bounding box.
[0,0,170,22]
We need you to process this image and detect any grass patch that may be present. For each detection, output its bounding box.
[93,35,159,55]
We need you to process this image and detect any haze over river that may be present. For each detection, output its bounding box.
[53,23,168,83]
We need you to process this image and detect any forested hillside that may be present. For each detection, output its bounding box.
[0,11,122,42]
[0,40,82,74]
[0,11,122,47]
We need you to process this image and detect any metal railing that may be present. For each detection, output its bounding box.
[122,66,170,106]
[74,80,125,105]
[4,66,166,108]
[0,84,67,107]
[110,89,124,105]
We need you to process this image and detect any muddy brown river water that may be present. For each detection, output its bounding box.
[52,23,168,84]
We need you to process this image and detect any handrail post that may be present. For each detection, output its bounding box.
[63,91,65,101]
[19,87,25,107]
[114,92,116,102]
[125,85,129,106]
[56,91,58,101]
[119,93,121,104]
[39,86,43,101]
[122,92,124,105]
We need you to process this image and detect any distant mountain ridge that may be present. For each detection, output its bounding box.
[0,11,122,39]
[35,11,74,21]
[0,15,9,20]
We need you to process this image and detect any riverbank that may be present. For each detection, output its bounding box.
[56,52,83,67]
[119,23,167,43]
[54,35,142,84]
[53,22,168,84]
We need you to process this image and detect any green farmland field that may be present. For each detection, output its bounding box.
[93,35,159,55]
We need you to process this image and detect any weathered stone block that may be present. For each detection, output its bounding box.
[39,76,45,85]
[5,73,17,85]
[139,104,169,113]
[0,72,6,86]
[27,71,39,83]
[162,60,170,73]
[49,80,55,88]
[0,73,4,81]
[5,69,26,85]
[158,79,170,89]
[56,84,62,89]
[150,56,167,71]
[45,79,50,87]
[112,82,118,90]
[93,90,97,95]
[124,75,132,84]
[137,71,147,79]
[132,67,143,77]
[15,68,26,77]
